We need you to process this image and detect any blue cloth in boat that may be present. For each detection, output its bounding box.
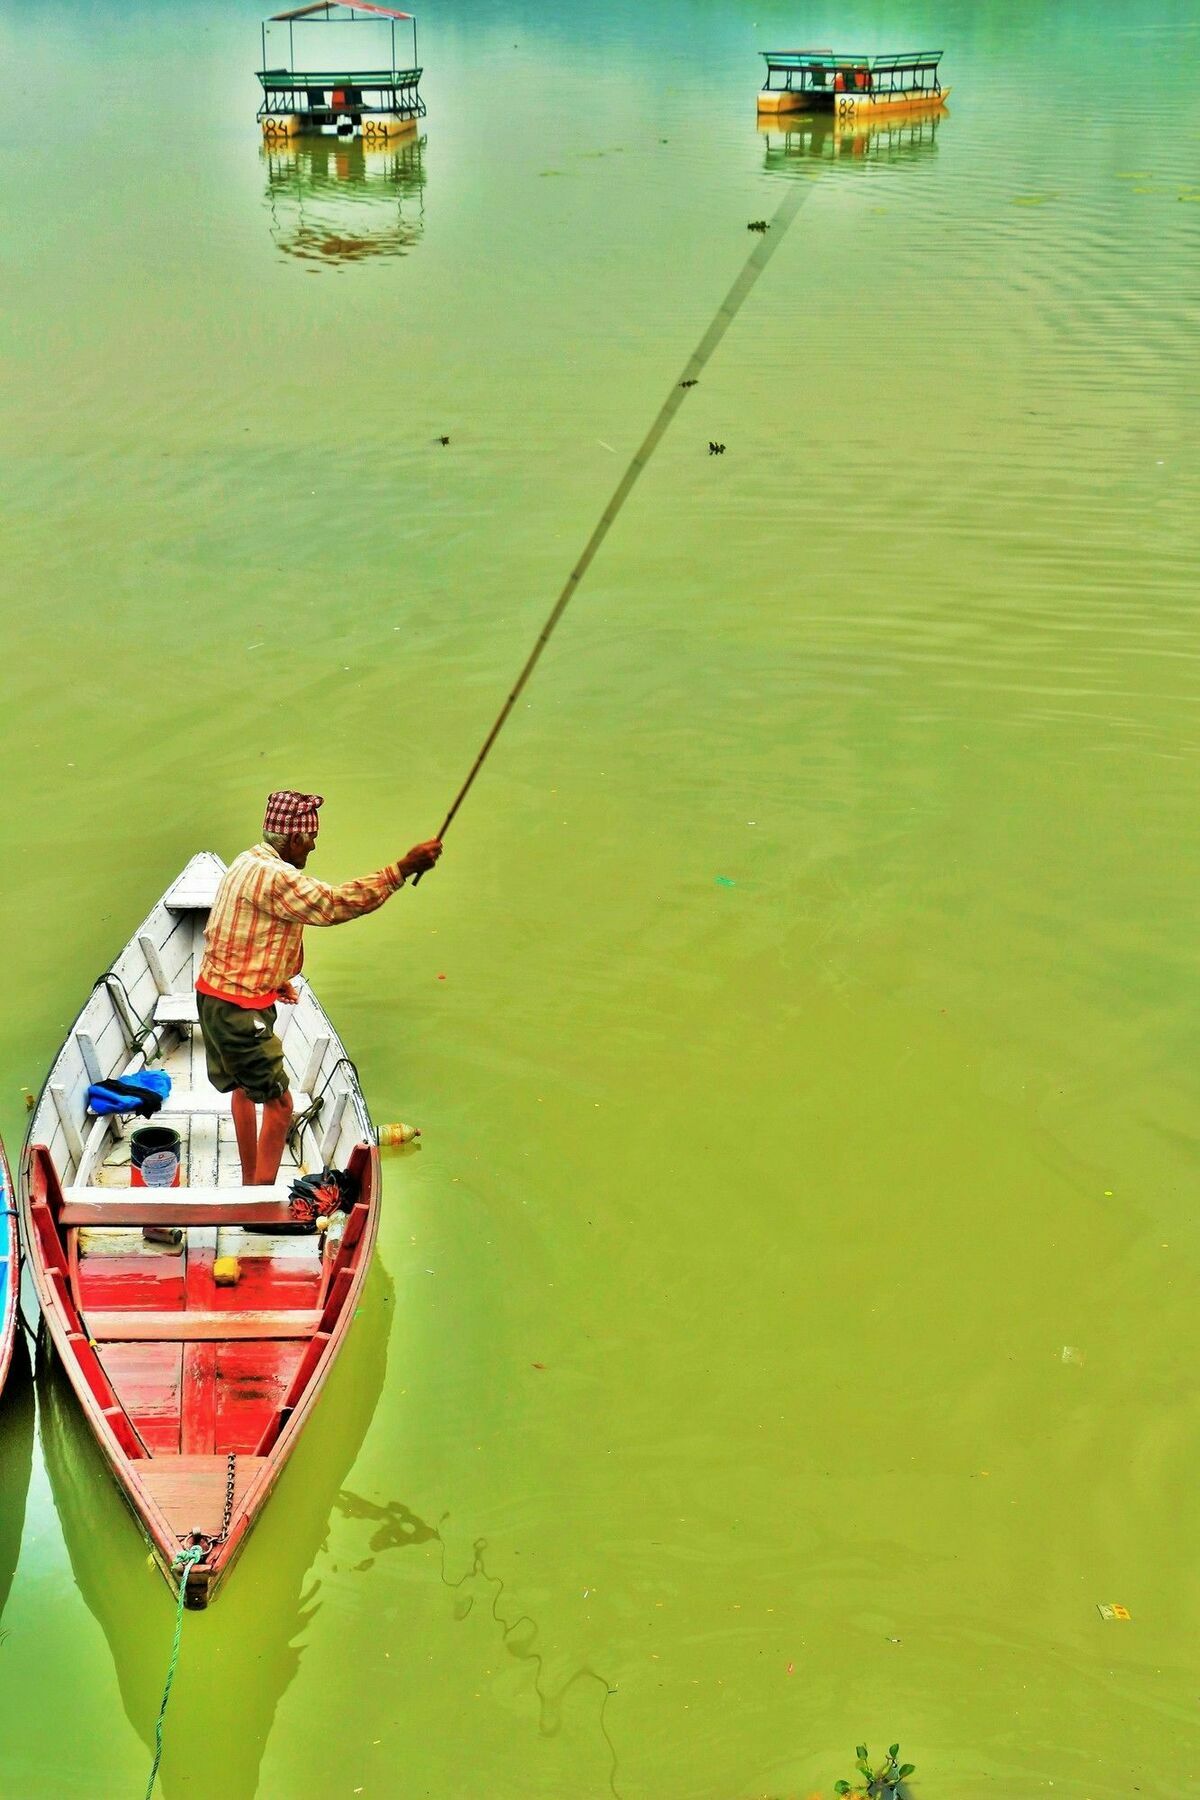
[86,1072,172,1117]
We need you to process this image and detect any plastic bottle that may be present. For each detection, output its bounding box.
[376,1122,420,1147]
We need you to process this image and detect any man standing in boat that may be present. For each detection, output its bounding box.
[196,790,441,1185]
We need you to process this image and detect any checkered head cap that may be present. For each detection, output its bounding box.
[264,790,324,838]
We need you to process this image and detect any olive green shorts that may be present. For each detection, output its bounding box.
[197,994,289,1104]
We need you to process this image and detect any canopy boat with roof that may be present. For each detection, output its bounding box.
[258,2,426,142]
[758,48,948,120]
[20,853,383,1607]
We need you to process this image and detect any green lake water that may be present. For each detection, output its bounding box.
[2,0,1199,1793]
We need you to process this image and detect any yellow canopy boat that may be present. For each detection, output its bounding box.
[758,48,949,121]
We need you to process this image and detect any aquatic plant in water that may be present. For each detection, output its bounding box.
[833,1742,915,1797]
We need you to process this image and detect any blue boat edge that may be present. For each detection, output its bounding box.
[0,1134,18,1395]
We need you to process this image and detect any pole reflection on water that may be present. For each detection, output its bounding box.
[263,135,427,267]
[37,1257,395,1800]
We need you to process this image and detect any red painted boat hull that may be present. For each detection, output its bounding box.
[22,1139,380,1606]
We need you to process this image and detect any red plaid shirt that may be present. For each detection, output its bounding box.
[197,842,404,1007]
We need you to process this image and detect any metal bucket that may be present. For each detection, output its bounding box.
[130,1125,181,1189]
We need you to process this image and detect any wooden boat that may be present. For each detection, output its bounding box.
[19,852,382,1608]
[0,1134,17,1398]
[758,48,949,120]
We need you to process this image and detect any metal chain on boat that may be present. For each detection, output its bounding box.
[184,1452,237,1558]
[221,1450,237,1544]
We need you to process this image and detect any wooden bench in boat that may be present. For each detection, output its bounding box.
[152,1087,312,1115]
[61,1186,298,1228]
[145,991,301,1030]
[154,993,199,1026]
[84,1309,322,1341]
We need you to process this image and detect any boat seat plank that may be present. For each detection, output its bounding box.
[63,1185,296,1228]
[144,998,298,1048]
[138,1455,267,1538]
[86,1309,322,1342]
[154,1087,312,1116]
[154,993,200,1026]
[67,1184,288,1205]
[163,868,222,911]
[63,1202,296,1229]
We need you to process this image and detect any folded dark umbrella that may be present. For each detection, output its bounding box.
[287,1167,360,1229]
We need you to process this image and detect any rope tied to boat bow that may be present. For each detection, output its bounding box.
[143,1544,205,1800]
[143,1455,237,1797]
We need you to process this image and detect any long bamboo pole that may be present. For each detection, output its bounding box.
[422,173,817,860]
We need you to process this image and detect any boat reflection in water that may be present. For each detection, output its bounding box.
[263,133,426,267]
[38,1254,395,1799]
[760,106,946,172]
[0,1331,35,1637]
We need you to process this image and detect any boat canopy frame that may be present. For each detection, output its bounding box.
[760,48,944,100]
[258,2,425,126]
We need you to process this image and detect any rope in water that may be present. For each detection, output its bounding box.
[429,174,817,844]
[143,1546,204,1800]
